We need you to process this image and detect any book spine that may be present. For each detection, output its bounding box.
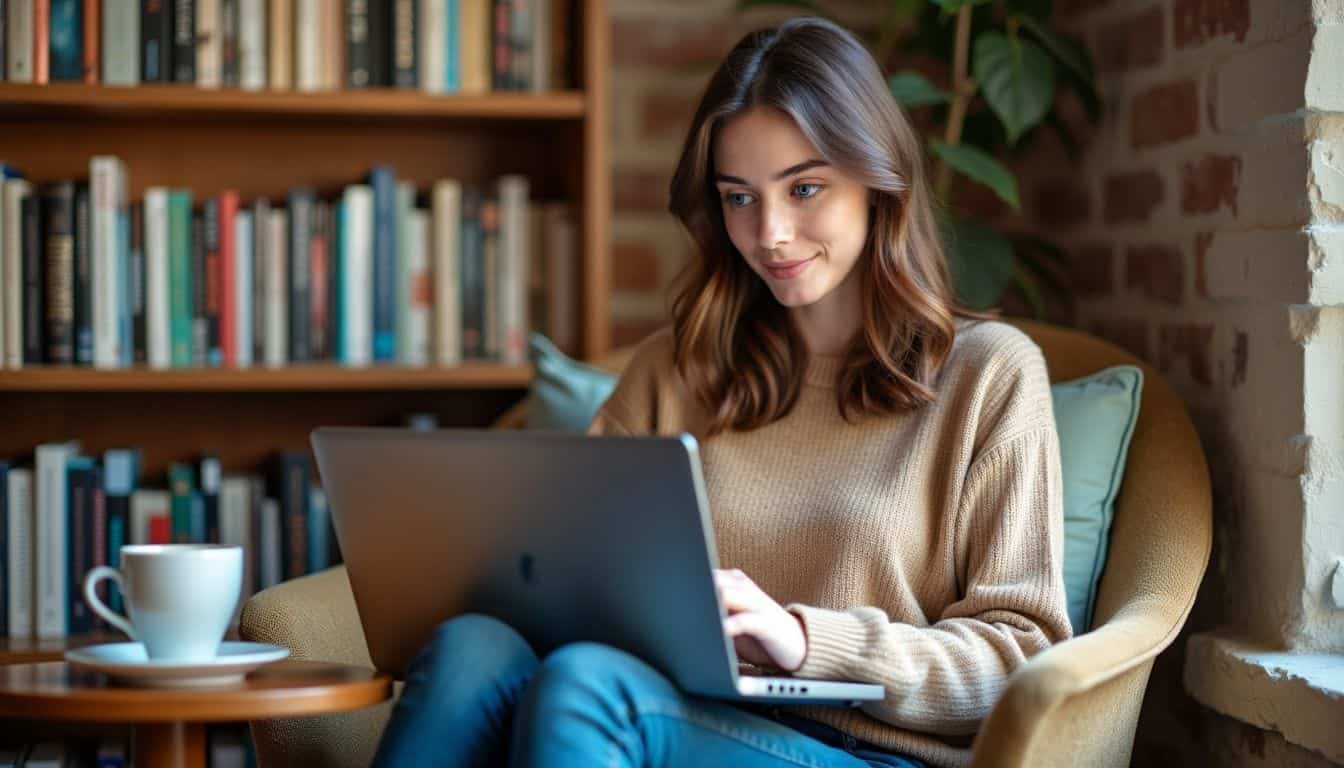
[7,0,34,83]
[21,194,42,364]
[33,0,48,83]
[266,0,289,89]
[203,196,222,367]
[309,201,329,360]
[48,0,81,81]
[199,455,220,543]
[6,468,33,638]
[219,190,238,367]
[145,188,171,369]
[102,448,138,616]
[344,0,369,87]
[293,0,318,91]
[340,185,372,367]
[237,0,263,89]
[497,174,528,364]
[141,0,170,82]
[406,208,430,365]
[419,0,443,93]
[460,188,483,359]
[510,0,529,90]
[325,196,338,359]
[190,209,206,366]
[167,462,194,543]
[72,182,92,365]
[234,210,252,367]
[480,196,498,359]
[491,0,508,90]
[130,200,146,364]
[444,0,459,92]
[220,0,237,86]
[168,190,193,367]
[394,182,413,364]
[0,463,6,638]
[195,0,220,87]
[263,209,287,367]
[81,0,98,82]
[36,443,73,639]
[271,453,308,580]
[287,189,312,362]
[172,0,195,83]
[44,181,76,365]
[370,168,396,361]
[4,180,32,368]
[250,198,269,365]
[366,0,387,86]
[431,180,461,366]
[103,0,139,85]
[91,156,126,369]
[66,460,96,634]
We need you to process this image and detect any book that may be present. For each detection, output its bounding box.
[195,0,220,88]
[91,155,128,369]
[234,208,253,368]
[167,189,194,367]
[172,0,196,83]
[6,466,33,638]
[2,179,31,368]
[21,192,42,364]
[103,448,140,614]
[167,461,195,543]
[267,0,290,89]
[73,181,92,364]
[405,207,430,366]
[392,0,416,87]
[431,179,462,366]
[36,440,80,639]
[263,208,287,368]
[129,488,170,545]
[269,452,308,580]
[141,0,171,82]
[238,0,264,90]
[0,461,8,636]
[43,181,76,365]
[344,0,370,87]
[144,187,171,369]
[102,0,140,85]
[7,0,34,83]
[49,0,82,82]
[497,174,529,363]
[369,167,396,362]
[339,185,372,367]
[287,188,313,363]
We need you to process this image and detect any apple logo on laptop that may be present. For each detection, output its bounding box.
[519,553,536,584]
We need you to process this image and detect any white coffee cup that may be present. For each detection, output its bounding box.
[84,544,243,662]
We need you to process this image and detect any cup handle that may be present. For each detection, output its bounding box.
[84,566,136,640]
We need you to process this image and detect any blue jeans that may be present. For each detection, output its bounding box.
[373,613,925,768]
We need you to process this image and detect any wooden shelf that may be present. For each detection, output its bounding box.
[1,634,123,665]
[0,363,533,392]
[0,82,587,121]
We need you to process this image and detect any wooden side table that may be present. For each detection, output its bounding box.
[0,659,392,767]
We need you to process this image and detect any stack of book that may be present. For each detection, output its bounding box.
[1,0,571,93]
[3,443,338,640]
[0,158,580,370]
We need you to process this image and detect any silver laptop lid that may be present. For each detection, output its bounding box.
[312,428,743,696]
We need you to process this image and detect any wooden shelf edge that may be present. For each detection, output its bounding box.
[0,82,586,120]
[0,363,534,392]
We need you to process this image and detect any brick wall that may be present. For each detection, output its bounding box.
[1015,0,1344,764]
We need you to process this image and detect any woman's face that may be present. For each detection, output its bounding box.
[713,106,871,310]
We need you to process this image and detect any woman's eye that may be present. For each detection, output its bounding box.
[794,183,823,199]
[725,192,754,208]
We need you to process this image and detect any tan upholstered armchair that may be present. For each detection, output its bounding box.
[240,320,1212,767]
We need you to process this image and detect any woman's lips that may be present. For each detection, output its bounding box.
[764,256,816,280]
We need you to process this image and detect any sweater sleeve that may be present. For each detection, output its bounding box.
[786,421,1072,736]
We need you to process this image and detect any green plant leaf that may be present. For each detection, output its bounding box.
[929,140,1020,209]
[735,0,836,19]
[973,32,1056,144]
[930,0,993,11]
[1016,15,1093,83]
[888,71,950,107]
[941,213,1016,309]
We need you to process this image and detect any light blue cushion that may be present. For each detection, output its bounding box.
[526,334,1142,634]
[526,333,619,432]
[1051,365,1143,633]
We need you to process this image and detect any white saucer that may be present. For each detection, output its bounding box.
[65,641,290,688]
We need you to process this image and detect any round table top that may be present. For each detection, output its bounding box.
[0,660,393,723]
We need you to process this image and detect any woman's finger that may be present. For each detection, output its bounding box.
[723,611,773,638]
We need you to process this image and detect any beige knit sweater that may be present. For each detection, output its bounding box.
[587,319,1072,767]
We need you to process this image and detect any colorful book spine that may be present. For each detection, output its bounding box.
[48,0,82,81]
[369,167,396,362]
[6,467,33,638]
[167,461,195,543]
[168,189,193,367]
[73,182,92,365]
[43,181,76,365]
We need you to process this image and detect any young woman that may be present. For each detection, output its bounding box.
[374,17,1071,768]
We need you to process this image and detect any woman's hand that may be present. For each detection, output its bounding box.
[714,568,807,672]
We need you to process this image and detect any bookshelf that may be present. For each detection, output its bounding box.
[1,0,611,665]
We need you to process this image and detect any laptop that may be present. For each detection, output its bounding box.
[311,427,885,706]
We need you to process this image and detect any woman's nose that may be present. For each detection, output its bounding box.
[757,202,793,250]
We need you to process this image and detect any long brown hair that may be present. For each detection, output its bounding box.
[668,16,980,437]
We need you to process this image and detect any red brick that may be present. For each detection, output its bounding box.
[1104,170,1165,225]
[1173,0,1250,48]
[612,241,661,292]
[641,90,699,141]
[1131,80,1200,148]
[1096,6,1165,73]
[614,169,672,213]
[1125,243,1185,305]
[1194,232,1214,297]
[612,317,667,348]
[1158,322,1215,386]
[1089,317,1150,359]
[1069,243,1114,294]
[611,18,742,69]
[1181,154,1242,215]
[1035,179,1092,230]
